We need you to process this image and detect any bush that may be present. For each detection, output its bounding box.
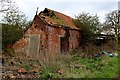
[73,12,101,45]
[2,24,23,49]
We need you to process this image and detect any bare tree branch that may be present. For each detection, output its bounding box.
[0,0,18,13]
[102,10,118,35]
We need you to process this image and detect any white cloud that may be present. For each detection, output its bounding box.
[12,0,118,22]
[25,0,119,2]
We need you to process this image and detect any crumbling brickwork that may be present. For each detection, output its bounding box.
[13,8,81,57]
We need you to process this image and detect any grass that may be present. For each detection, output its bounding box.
[2,47,119,79]
[61,55,118,78]
[34,52,119,78]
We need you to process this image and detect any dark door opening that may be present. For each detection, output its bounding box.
[60,36,69,52]
[60,29,70,52]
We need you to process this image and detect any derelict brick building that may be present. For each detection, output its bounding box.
[13,8,81,57]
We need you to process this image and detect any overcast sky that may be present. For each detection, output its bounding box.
[13,0,119,23]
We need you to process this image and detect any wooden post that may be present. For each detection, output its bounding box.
[36,7,39,15]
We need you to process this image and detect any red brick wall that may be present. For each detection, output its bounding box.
[13,38,29,53]
[47,26,81,53]
[13,15,48,53]
[47,26,65,53]
[69,30,81,51]
[13,15,81,56]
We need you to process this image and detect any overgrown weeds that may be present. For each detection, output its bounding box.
[32,50,119,78]
[2,46,119,78]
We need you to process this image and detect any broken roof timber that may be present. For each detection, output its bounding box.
[38,8,81,30]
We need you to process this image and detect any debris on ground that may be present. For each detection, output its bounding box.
[94,51,118,57]
[57,69,64,75]
[1,54,41,79]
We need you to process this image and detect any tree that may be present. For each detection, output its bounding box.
[2,10,31,48]
[1,0,31,29]
[102,10,118,35]
[0,0,18,13]
[1,0,31,49]
[2,24,23,48]
[73,12,101,45]
[2,9,30,29]
[103,10,118,50]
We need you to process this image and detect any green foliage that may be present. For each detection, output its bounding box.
[2,9,30,29]
[73,12,101,44]
[2,24,23,48]
[1,0,31,49]
[71,55,118,78]
[40,66,59,79]
[22,65,31,71]
[2,50,119,78]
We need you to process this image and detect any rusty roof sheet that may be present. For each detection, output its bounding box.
[38,8,80,30]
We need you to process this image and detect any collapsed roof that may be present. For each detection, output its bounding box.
[38,8,80,30]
